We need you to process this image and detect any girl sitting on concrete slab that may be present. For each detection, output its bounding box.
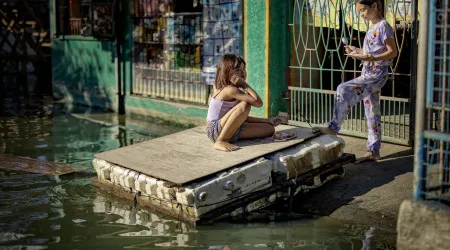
[313,0,397,161]
[206,54,280,152]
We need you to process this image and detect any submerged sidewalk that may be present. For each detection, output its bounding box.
[293,135,413,230]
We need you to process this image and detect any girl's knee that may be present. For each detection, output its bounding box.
[236,101,251,113]
[336,84,348,94]
[265,124,275,136]
[269,125,275,135]
[335,86,346,102]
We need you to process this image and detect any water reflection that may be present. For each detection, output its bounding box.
[93,194,195,246]
[0,103,168,168]
[88,191,396,249]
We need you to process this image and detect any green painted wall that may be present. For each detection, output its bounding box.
[52,38,117,110]
[126,96,207,126]
[245,0,288,118]
[269,0,289,117]
[50,0,119,111]
[245,0,267,118]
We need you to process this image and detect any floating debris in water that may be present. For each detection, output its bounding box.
[72,219,86,224]
[0,154,76,175]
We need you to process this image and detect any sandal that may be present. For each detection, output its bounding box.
[273,131,297,142]
[277,112,289,125]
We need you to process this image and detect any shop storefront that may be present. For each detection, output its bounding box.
[130,0,242,105]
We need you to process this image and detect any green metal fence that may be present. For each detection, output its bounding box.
[288,0,418,145]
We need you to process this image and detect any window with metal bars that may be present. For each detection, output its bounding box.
[131,0,208,104]
[56,0,116,38]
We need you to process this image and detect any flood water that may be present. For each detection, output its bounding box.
[0,100,397,249]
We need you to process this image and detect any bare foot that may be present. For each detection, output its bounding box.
[355,151,380,163]
[312,127,337,136]
[214,140,240,152]
[362,151,380,160]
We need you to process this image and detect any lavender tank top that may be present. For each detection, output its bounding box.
[206,97,239,122]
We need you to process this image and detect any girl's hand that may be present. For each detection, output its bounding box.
[230,74,240,86]
[344,45,358,54]
[230,74,248,88]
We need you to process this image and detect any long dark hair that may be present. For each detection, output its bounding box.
[357,0,384,16]
[214,54,246,90]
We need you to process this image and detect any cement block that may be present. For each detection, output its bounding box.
[135,174,147,193]
[176,188,195,206]
[100,167,111,180]
[273,135,345,179]
[118,168,131,188]
[110,166,125,185]
[144,177,158,197]
[156,180,177,201]
[93,158,111,180]
[316,135,345,166]
[124,170,139,190]
[397,199,450,250]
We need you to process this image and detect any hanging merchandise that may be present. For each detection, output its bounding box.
[202,0,243,85]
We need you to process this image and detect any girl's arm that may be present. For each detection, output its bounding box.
[369,38,398,61]
[240,82,263,107]
[228,76,263,107]
[347,38,397,62]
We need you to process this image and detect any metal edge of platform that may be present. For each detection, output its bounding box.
[92,153,356,223]
[199,153,356,223]
[175,133,324,187]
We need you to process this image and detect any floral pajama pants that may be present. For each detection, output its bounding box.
[329,73,388,155]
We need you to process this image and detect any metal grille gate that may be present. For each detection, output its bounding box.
[415,0,450,203]
[288,0,418,145]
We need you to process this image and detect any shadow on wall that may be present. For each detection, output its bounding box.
[52,39,116,111]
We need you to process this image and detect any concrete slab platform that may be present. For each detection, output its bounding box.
[94,125,318,185]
